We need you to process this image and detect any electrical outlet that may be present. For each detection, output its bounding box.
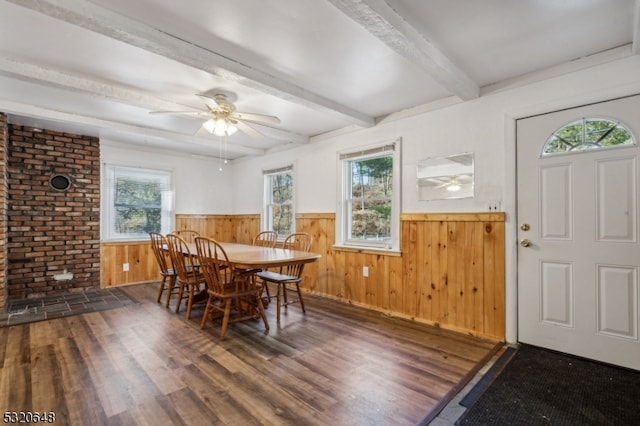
[362,266,369,277]
[487,201,501,211]
[123,263,130,272]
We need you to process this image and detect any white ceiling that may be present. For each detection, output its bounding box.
[1,0,638,159]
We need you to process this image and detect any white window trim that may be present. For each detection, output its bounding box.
[262,164,295,238]
[102,164,174,242]
[335,138,402,253]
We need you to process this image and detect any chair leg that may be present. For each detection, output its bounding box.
[295,282,306,313]
[165,276,176,308]
[157,275,167,303]
[200,295,213,329]
[220,299,233,340]
[186,285,195,319]
[263,280,272,299]
[175,283,185,313]
[256,295,269,332]
[276,283,283,322]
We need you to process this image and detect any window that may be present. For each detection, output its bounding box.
[263,165,294,238]
[337,140,401,251]
[542,117,634,156]
[103,165,173,241]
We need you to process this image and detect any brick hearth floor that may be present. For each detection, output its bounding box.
[0,288,136,327]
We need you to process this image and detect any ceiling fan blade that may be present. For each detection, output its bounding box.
[195,93,223,108]
[149,110,209,117]
[231,112,280,125]
[234,120,264,139]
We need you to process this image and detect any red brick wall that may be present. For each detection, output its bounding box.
[0,114,7,310]
[6,125,100,300]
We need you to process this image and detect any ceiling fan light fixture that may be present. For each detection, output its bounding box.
[226,122,238,135]
[153,92,275,139]
[206,117,239,136]
[202,119,216,133]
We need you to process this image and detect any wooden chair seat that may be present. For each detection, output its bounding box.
[255,270,300,284]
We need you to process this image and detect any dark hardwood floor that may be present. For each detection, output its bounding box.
[0,283,500,425]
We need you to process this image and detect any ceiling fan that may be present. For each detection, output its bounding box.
[150,93,281,138]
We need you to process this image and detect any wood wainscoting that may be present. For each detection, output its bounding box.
[101,212,505,340]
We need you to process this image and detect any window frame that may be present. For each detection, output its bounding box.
[262,164,295,239]
[541,117,635,157]
[102,164,174,242]
[336,139,401,253]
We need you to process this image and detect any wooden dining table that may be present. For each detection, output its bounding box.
[185,241,321,270]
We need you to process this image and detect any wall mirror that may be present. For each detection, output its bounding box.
[417,153,474,200]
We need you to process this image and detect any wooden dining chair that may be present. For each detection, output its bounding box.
[252,230,278,248]
[149,232,179,308]
[250,231,279,304]
[195,236,269,339]
[174,229,200,243]
[165,233,206,319]
[255,232,313,322]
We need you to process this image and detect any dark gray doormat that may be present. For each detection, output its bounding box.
[456,343,640,426]
[0,288,137,327]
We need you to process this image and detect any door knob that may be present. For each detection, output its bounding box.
[520,239,532,247]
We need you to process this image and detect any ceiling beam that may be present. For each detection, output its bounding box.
[326,0,479,101]
[633,0,640,55]
[6,0,375,128]
[0,57,191,113]
[0,99,265,157]
[0,57,310,145]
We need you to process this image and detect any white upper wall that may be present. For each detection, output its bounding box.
[100,54,640,219]
[232,54,640,216]
[100,141,233,215]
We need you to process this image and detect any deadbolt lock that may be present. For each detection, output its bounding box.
[520,223,530,231]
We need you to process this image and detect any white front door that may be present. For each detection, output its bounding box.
[517,94,640,370]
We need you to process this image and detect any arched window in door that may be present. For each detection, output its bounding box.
[542,117,635,156]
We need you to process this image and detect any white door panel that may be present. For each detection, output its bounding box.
[596,157,636,242]
[517,94,640,370]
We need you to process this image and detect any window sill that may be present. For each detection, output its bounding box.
[332,244,402,257]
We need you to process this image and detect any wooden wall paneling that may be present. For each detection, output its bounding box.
[462,222,482,333]
[374,254,387,310]
[435,220,449,328]
[296,213,334,296]
[210,215,232,242]
[100,242,158,288]
[350,251,363,303]
[104,212,505,340]
[234,215,260,244]
[427,221,447,324]
[446,221,460,327]
[481,221,496,338]
[400,221,416,316]
[409,219,422,319]
[333,250,346,299]
[494,222,506,339]
[174,215,209,236]
[482,221,505,339]
[100,244,114,287]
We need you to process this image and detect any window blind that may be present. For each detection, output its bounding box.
[339,143,395,160]
[263,164,294,175]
